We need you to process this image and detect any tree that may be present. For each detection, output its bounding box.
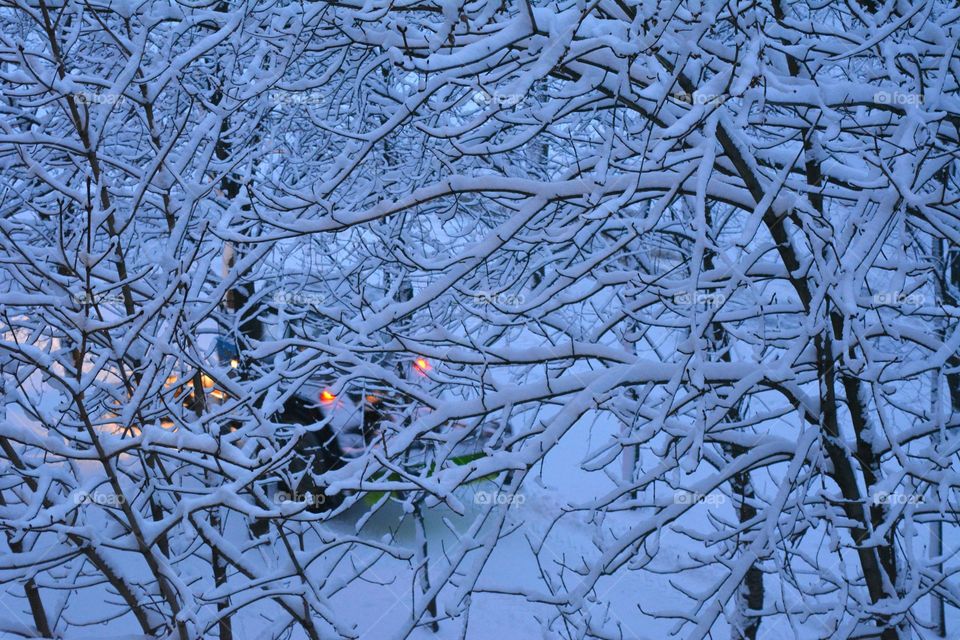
[0,0,958,638]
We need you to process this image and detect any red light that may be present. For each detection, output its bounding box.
[320,389,336,404]
[413,358,431,375]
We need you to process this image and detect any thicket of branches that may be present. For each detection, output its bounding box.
[0,0,958,638]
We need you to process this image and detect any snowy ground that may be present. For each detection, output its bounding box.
[2,398,957,640]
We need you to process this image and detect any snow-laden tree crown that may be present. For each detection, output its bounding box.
[0,0,958,638]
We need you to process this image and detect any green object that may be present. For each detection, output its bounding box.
[361,451,493,506]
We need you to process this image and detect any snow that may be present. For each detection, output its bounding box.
[1,0,960,638]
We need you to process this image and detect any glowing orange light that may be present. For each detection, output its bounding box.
[201,375,215,389]
[366,395,379,404]
[165,375,178,386]
[413,358,431,375]
[320,389,337,404]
